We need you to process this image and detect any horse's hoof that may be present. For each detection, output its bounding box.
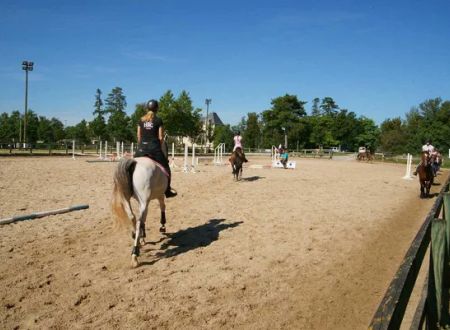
[131,255,139,268]
[159,226,166,233]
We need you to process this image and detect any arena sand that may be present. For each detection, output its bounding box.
[0,156,445,329]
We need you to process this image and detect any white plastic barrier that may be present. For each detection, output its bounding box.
[182,144,196,173]
[271,145,280,162]
[214,143,225,165]
[183,144,189,172]
[98,141,103,159]
[169,142,178,168]
[272,160,296,169]
[116,142,123,160]
[402,153,413,180]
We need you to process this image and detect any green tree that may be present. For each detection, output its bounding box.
[37,116,53,142]
[418,98,449,150]
[50,118,65,142]
[90,88,107,140]
[261,94,307,148]
[320,97,339,116]
[309,115,337,147]
[25,110,39,144]
[379,117,405,153]
[404,107,423,153]
[354,116,379,151]
[311,97,320,116]
[243,112,260,149]
[213,124,234,152]
[77,120,91,144]
[158,90,202,139]
[105,87,131,142]
[332,109,359,150]
[0,112,19,142]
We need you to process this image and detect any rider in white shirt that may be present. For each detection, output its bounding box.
[414,140,434,175]
[422,141,434,153]
[229,131,248,164]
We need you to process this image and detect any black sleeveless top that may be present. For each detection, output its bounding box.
[139,116,163,149]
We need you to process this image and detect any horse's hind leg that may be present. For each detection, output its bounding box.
[158,197,167,233]
[131,195,150,268]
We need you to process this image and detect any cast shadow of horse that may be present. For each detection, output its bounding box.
[140,219,243,266]
[241,176,265,182]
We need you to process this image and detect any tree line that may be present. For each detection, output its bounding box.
[1,86,449,155]
[214,95,450,154]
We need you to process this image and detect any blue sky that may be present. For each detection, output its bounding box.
[1,0,449,126]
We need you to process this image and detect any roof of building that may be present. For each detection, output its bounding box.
[202,112,224,125]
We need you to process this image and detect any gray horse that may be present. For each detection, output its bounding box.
[112,156,169,267]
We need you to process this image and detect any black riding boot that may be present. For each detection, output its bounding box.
[165,175,177,198]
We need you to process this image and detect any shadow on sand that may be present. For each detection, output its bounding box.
[241,176,265,182]
[140,219,243,266]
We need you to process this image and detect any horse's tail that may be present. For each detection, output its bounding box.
[112,158,137,228]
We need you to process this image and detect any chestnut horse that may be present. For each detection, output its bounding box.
[230,147,244,181]
[417,151,434,198]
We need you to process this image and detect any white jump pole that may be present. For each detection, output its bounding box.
[131,142,134,158]
[170,142,178,168]
[72,140,75,160]
[214,143,225,165]
[105,141,108,159]
[183,143,189,172]
[402,153,413,180]
[0,204,89,225]
[99,141,103,159]
[121,141,124,158]
[191,143,196,173]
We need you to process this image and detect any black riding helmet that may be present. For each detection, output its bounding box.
[147,99,159,112]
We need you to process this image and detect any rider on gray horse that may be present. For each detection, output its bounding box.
[134,99,177,198]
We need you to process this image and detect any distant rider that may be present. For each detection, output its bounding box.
[280,146,289,168]
[413,140,434,176]
[230,131,248,163]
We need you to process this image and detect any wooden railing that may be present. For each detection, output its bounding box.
[369,174,450,329]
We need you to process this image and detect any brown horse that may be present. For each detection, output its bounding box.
[229,147,245,181]
[417,151,434,198]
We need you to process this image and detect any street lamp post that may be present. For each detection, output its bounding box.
[22,61,34,146]
[205,98,211,149]
[282,127,287,148]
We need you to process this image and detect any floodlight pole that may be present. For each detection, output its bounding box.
[205,98,211,148]
[22,61,34,146]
